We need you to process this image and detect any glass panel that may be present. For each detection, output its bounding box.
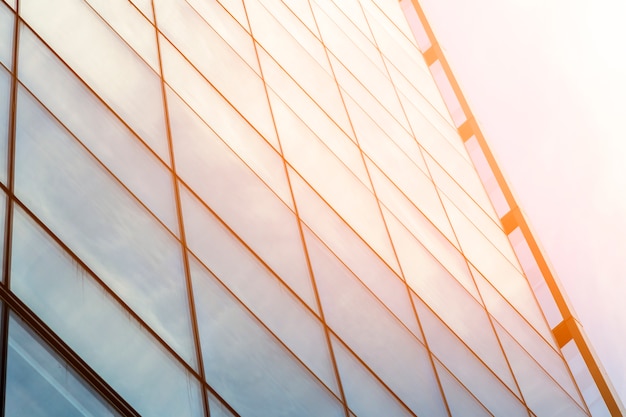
[330,335,413,417]
[161,42,291,205]
[496,323,589,417]
[371,178,474,296]
[314,0,371,42]
[446,196,553,342]
[399,0,431,50]
[366,156,455,246]
[181,188,340,394]
[343,85,429,176]
[412,294,528,417]
[385,211,520,393]
[426,153,512,264]
[259,49,371,188]
[168,87,316,308]
[84,0,159,72]
[129,0,153,22]
[429,60,466,126]
[207,392,236,417]
[256,0,327,69]
[272,90,400,273]
[246,0,351,133]
[10,208,204,417]
[184,0,256,69]
[215,0,248,31]
[155,0,278,145]
[383,207,480,302]
[367,0,415,37]
[473,269,583,407]
[14,87,196,366]
[304,226,448,417]
[0,64,10,185]
[19,26,179,234]
[562,341,610,417]
[279,0,319,35]
[290,171,422,339]
[0,1,13,68]
[508,227,562,328]
[329,53,411,146]
[20,0,170,162]
[190,256,344,417]
[434,360,492,417]
[365,1,431,89]
[5,313,121,417]
[465,135,509,219]
[313,1,404,120]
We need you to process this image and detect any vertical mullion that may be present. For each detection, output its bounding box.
[353,2,527,415]
[0,2,19,415]
[150,1,210,416]
[306,1,452,415]
[240,2,351,416]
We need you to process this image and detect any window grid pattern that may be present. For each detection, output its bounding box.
[0,0,596,416]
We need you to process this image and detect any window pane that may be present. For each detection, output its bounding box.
[330,335,414,417]
[18,25,179,235]
[84,0,159,72]
[5,313,121,417]
[413,294,528,417]
[496,323,588,417]
[207,392,236,417]
[14,87,196,367]
[182,187,340,394]
[445,196,553,342]
[161,43,292,206]
[190,257,344,417]
[246,0,351,133]
[0,1,13,68]
[473,270,584,407]
[265,77,370,189]
[385,211,520,394]
[291,172,423,340]
[155,0,277,145]
[273,91,400,273]
[10,207,204,417]
[20,0,170,162]
[434,360,491,417]
[168,86,317,309]
[304,226,448,417]
[0,64,9,185]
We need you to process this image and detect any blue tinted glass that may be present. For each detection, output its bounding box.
[10,206,204,417]
[5,313,121,417]
[0,64,9,184]
[190,256,344,417]
[0,2,13,68]
[14,86,196,367]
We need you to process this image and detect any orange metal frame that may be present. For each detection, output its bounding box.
[405,0,625,415]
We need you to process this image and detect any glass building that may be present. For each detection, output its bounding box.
[0,0,621,416]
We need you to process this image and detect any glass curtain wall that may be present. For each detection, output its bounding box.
[0,0,591,416]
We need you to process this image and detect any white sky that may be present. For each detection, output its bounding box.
[418,0,626,407]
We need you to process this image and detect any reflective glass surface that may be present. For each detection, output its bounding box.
[0,0,595,415]
[5,313,121,417]
[10,206,204,417]
[0,1,13,68]
[14,87,196,366]
[191,256,344,417]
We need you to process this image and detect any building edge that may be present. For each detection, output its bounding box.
[399,1,625,415]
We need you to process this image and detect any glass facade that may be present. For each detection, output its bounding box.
[0,0,616,416]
